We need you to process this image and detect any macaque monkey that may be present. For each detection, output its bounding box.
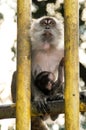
[31,16,64,114]
[11,16,86,130]
[11,16,64,130]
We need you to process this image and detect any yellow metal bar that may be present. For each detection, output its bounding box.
[64,0,79,130]
[16,0,31,130]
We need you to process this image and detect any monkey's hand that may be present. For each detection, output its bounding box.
[34,95,50,114]
[47,93,64,101]
[34,71,55,95]
[47,82,64,101]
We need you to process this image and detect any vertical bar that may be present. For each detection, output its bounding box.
[16,0,31,130]
[64,0,79,130]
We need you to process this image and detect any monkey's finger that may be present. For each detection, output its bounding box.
[47,93,64,101]
[39,100,49,114]
[36,101,46,114]
[36,101,42,113]
[55,93,64,100]
[41,100,50,114]
[43,101,50,113]
[39,101,47,114]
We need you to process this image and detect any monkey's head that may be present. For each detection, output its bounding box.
[30,16,64,50]
[34,71,55,95]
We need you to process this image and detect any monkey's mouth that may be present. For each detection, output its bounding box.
[42,30,53,41]
[42,30,53,37]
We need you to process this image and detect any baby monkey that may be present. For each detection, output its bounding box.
[35,58,64,96]
[31,16,64,114]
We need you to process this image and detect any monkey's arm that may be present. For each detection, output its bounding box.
[47,57,64,101]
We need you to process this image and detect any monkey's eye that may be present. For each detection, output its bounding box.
[40,18,56,27]
[40,20,47,26]
[49,20,56,27]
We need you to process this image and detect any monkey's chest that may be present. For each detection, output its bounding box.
[38,56,58,71]
[32,51,63,77]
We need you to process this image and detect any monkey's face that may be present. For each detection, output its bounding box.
[39,18,56,42]
[31,16,64,50]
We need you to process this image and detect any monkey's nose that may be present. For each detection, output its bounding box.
[45,26,50,29]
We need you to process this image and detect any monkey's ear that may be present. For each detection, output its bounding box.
[31,18,36,23]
